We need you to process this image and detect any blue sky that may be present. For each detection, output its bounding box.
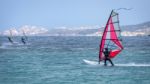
[0,0,150,31]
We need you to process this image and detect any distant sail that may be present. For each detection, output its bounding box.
[22,30,28,40]
[99,10,123,62]
[21,30,27,44]
[8,30,14,43]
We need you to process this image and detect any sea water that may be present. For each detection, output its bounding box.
[0,36,150,84]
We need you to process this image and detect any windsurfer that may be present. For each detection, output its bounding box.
[8,36,13,44]
[103,48,114,66]
[21,37,26,44]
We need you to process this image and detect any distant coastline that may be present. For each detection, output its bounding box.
[0,21,150,37]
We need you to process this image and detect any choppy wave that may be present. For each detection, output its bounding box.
[116,63,150,67]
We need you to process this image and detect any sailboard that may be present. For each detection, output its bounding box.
[83,59,150,67]
[83,10,123,65]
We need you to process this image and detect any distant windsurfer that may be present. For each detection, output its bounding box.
[8,36,13,44]
[21,37,26,44]
[103,48,114,66]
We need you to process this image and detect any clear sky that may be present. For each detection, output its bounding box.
[0,0,150,31]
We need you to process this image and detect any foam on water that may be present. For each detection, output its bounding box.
[0,42,30,49]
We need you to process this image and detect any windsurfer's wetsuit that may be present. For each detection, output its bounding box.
[21,37,26,44]
[8,37,13,44]
[103,48,114,66]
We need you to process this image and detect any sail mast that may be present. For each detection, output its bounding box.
[99,10,113,63]
[22,29,27,40]
[9,30,13,37]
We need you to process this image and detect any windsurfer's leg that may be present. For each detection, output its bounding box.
[108,59,114,66]
[22,39,26,44]
[104,59,107,66]
[23,41,26,44]
[10,40,13,44]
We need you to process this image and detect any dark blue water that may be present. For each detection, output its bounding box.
[0,36,150,84]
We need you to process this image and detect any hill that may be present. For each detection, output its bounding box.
[1,21,150,36]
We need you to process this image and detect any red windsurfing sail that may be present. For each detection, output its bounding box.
[99,10,123,62]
